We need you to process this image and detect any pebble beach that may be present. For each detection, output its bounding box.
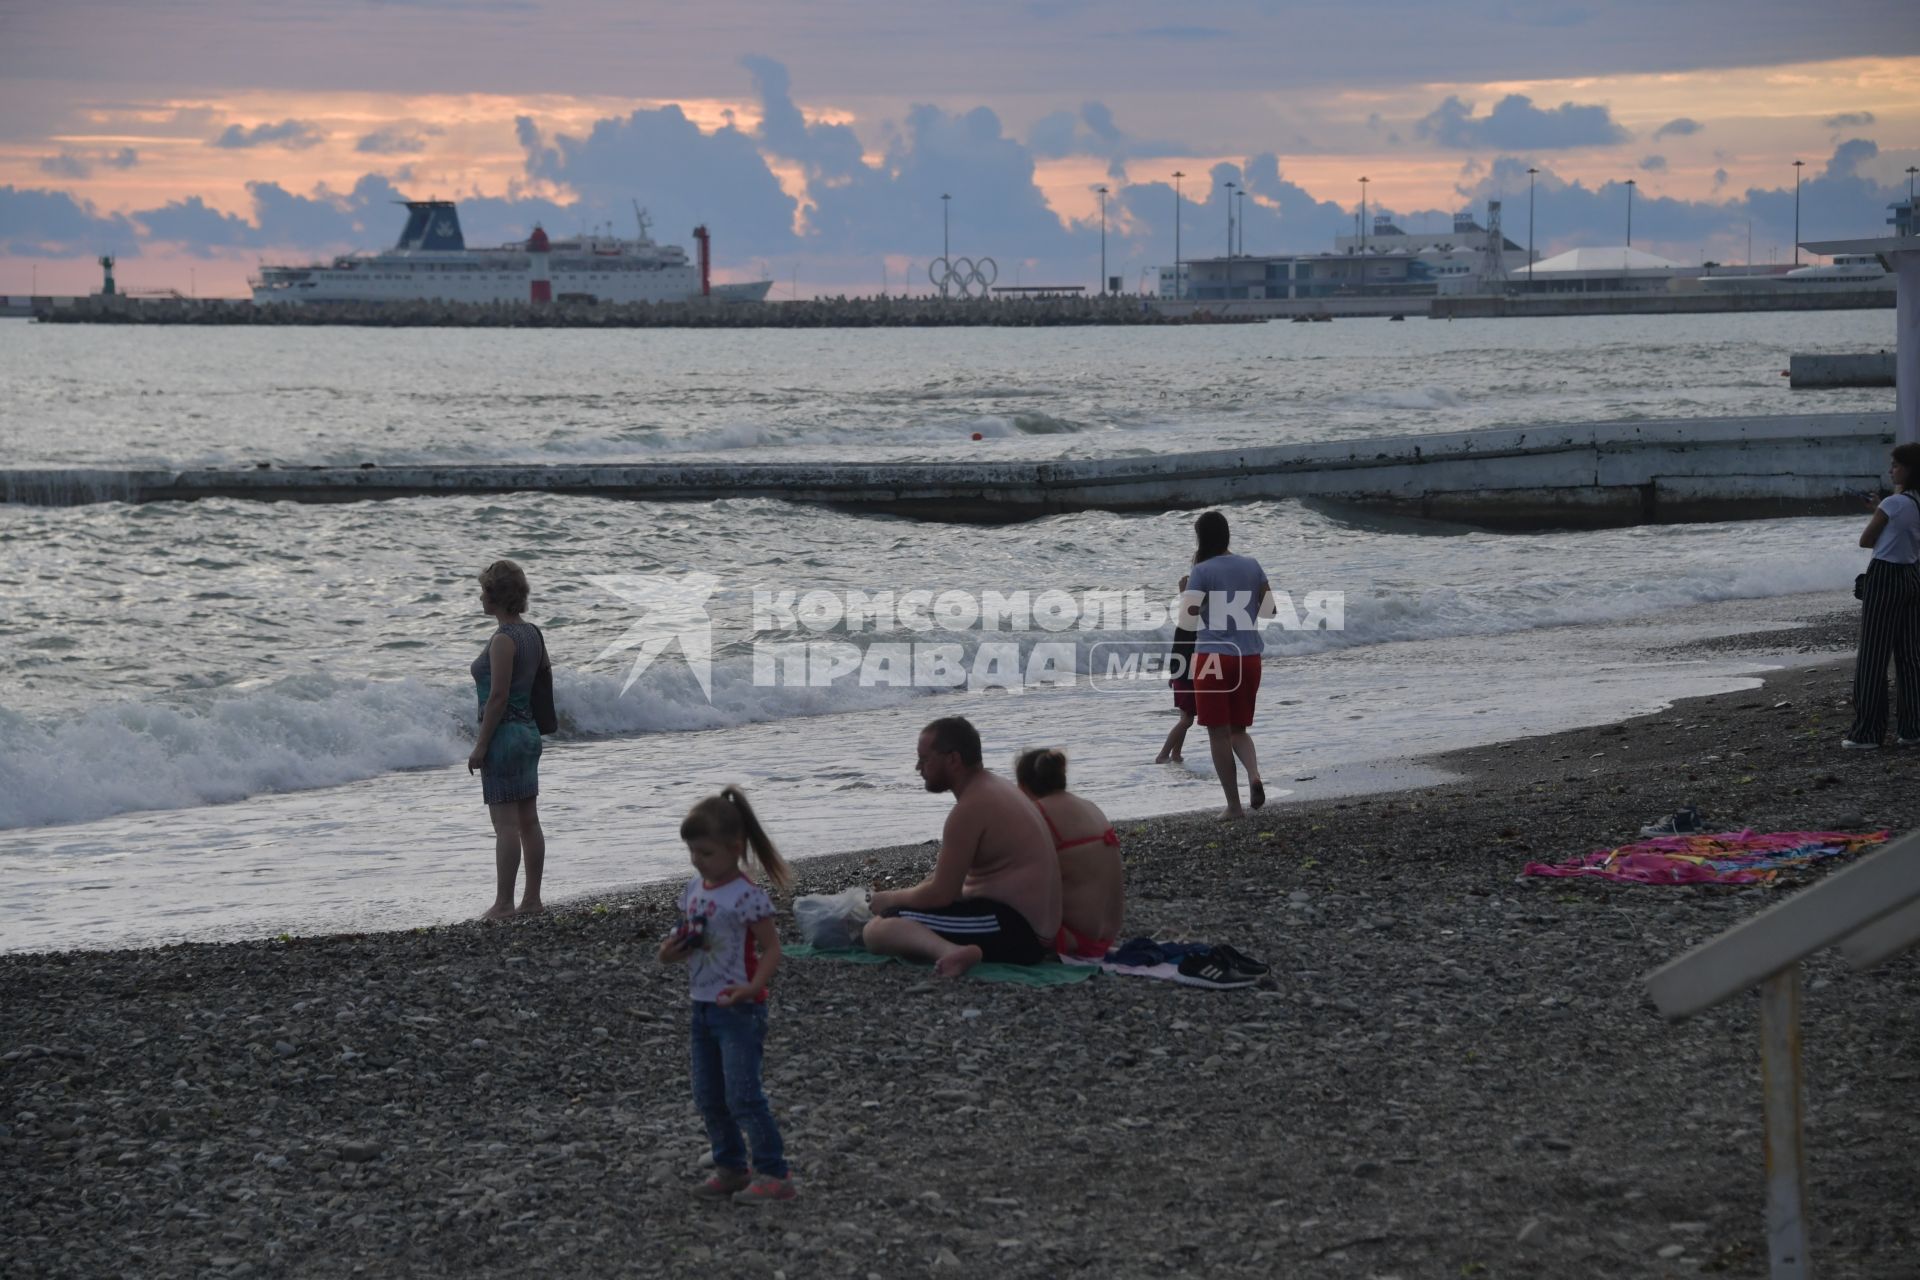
[4,610,1917,1279]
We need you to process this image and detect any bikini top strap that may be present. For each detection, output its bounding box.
[1033,798,1067,845]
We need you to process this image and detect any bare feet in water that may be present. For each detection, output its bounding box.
[479,903,516,922]
[934,945,984,978]
[1154,750,1183,763]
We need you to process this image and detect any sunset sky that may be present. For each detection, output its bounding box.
[2,0,1916,297]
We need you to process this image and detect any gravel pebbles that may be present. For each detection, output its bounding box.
[4,655,1916,1278]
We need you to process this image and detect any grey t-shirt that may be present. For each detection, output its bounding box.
[1184,553,1268,656]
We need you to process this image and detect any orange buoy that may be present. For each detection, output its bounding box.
[971,432,983,441]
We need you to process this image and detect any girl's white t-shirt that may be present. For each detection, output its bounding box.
[1872,493,1920,564]
[675,874,775,1003]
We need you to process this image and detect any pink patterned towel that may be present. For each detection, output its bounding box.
[1522,829,1891,886]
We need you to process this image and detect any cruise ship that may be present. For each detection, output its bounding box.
[251,200,774,306]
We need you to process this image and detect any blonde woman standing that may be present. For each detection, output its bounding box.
[468,559,549,919]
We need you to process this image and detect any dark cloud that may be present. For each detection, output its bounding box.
[1023,100,1188,162]
[1640,154,1668,172]
[355,127,437,154]
[1456,141,1907,258]
[9,63,1914,293]
[739,56,1077,265]
[1418,94,1630,150]
[1823,137,1877,178]
[37,152,91,179]
[36,147,139,179]
[1653,117,1703,139]
[210,119,325,150]
[0,185,141,256]
[1823,110,1875,129]
[134,195,257,249]
[517,96,799,253]
[10,0,1917,101]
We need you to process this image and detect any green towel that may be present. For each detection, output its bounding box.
[784,942,1094,986]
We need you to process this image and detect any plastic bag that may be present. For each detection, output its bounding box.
[793,887,872,950]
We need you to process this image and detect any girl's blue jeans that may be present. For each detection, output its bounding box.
[689,1001,788,1179]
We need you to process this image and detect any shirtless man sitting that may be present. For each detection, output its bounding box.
[1015,748,1123,959]
[863,717,1062,977]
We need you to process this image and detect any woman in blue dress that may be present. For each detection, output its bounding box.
[468,559,548,919]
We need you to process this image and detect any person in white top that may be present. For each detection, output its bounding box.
[1844,444,1920,748]
[1178,511,1273,818]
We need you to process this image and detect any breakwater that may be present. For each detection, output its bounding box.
[1789,351,1896,388]
[33,294,1240,328]
[1431,289,1892,319]
[2,412,1893,529]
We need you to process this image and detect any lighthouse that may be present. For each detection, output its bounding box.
[527,225,551,305]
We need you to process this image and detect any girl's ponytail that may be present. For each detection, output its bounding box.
[721,785,792,893]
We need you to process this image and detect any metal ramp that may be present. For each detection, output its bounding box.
[1643,833,1920,1279]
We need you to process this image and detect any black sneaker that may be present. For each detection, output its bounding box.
[1639,805,1702,838]
[1174,953,1258,990]
[1206,944,1270,977]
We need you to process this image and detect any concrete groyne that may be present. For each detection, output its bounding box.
[1431,290,1893,319]
[3,413,1895,529]
[1789,352,1896,388]
[32,295,1244,328]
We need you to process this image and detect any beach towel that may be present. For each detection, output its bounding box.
[783,942,1094,986]
[1522,829,1891,886]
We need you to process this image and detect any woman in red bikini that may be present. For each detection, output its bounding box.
[1014,748,1124,959]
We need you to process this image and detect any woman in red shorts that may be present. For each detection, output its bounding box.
[1179,511,1271,819]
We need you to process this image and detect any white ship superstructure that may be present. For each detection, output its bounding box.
[251,201,773,306]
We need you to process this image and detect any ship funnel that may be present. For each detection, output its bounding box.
[528,224,552,305]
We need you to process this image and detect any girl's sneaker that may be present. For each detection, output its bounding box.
[692,1168,753,1199]
[732,1174,798,1205]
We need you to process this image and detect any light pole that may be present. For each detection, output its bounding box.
[1172,170,1185,298]
[1526,166,1538,287]
[1792,159,1804,265]
[1907,166,1917,234]
[1098,184,1113,297]
[1224,180,1236,259]
[1236,188,1246,255]
[1358,176,1369,296]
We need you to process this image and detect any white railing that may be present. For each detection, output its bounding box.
[1643,832,1920,1279]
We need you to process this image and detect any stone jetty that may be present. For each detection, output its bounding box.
[3,412,1895,529]
[34,294,1245,328]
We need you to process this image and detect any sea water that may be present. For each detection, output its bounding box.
[0,311,1894,950]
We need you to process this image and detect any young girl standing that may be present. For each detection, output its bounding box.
[658,787,797,1204]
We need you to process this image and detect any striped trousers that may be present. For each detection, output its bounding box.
[1849,557,1920,743]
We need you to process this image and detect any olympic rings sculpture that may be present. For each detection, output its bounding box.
[929,255,998,299]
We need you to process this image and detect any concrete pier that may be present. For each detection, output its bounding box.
[1,413,1895,529]
[1789,352,1896,388]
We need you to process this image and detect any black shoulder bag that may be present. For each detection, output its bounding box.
[1854,492,1920,600]
[529,625,559,734]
